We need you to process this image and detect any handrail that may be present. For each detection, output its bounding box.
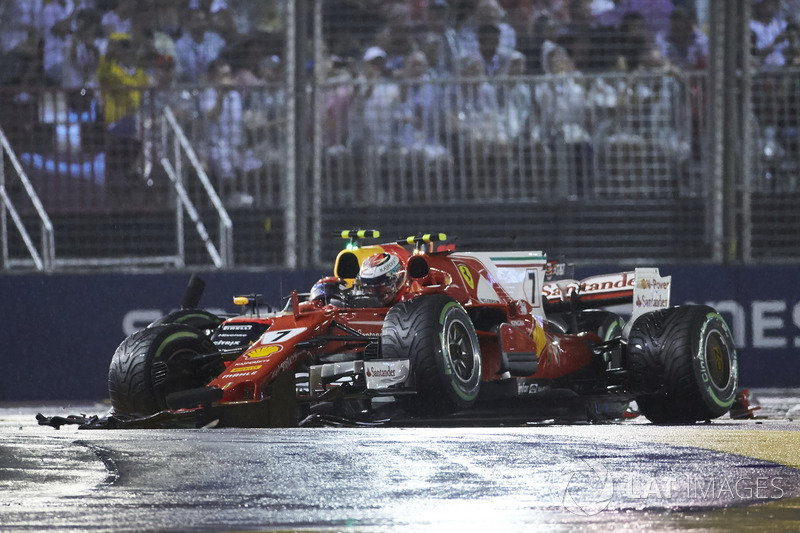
[0,127,54,271]
[160,158,224,268]
[161,106,233,267]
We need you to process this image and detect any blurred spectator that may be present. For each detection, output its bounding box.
[101,0,135,37]
[614,11,651,72]
[655,5,708,70]
[374,2,417,76]
[140,54,182,202]
[613,45,689,160]
[638,47,691,164]
[355,46,399,154]
[97,33,148,128]
[457,0,516,60]
[535,41,616,194]
[519,0,571,24]
[174,8,227,83]
[446,54,508,192]
[40,0,78,85]
[97,32,150,206]
[206,0,240,43]
[502,50,531,142]
[419,0,461,77]
[323,0,383,60]
[130,0,177,72]
[514,12,560,74]
[244,54,286,173]
[394,50,450,162]
[782,0,800,24]
[146,54,193,115]
[153,1,182,39]
[0,0,44,85]
[63,8,104,88]
[322,53,355,152]
[760,20,800,186]
[447,54,503,138]
[751,0,790,69]
[200,58,245,196]
[536,41,591,143]
[782,20,800,67]
[0,0,42,57]
[592,0,623,17]
[595,0,674,35]
[556,0,618,72]
[476,23,513,76]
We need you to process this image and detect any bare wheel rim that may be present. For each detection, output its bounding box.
[704,328,731,389]
[152,348,200,388]
[446,318,477,383]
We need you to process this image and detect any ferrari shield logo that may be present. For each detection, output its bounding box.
[458,264,475,290]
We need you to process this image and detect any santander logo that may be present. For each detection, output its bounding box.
[366,366,396,378]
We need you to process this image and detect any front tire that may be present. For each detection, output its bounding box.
[627,305,738,423]
[108,324,220,416]
[382,295,482,415]
[148,309,222,334]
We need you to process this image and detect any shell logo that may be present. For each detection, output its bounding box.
[458,264,475,290]
[246,345,282,359]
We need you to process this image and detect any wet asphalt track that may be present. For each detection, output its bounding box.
[2,391,800,532]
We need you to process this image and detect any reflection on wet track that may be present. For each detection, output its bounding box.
[1,398,799,532]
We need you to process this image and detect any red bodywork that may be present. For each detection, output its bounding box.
[206,242,609,405]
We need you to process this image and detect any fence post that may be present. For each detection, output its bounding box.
[311,0,323,268]
[740,0,753,263]
[284,0,298,270]
[707,1,726,264]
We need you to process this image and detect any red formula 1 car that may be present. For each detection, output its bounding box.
[93,231,737,428]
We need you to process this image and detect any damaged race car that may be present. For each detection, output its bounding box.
[61,231,739,428]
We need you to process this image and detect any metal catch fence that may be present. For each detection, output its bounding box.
[1,0,799,270]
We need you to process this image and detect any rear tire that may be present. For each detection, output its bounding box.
[108,324,219,416]
[627,305,738,423]
[382,295,481,415]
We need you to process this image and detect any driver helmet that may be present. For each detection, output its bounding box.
[309,276,348,306]
[356,252,407,305]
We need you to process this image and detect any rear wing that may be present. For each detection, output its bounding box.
[542,268,671,319]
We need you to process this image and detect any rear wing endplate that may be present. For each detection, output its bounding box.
[542,268,671,318]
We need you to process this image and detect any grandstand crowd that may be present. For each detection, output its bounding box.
[1,0,799,209]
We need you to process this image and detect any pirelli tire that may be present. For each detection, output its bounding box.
[626,305,738,424]
[381,295,482,416]
[108,324,220,417]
